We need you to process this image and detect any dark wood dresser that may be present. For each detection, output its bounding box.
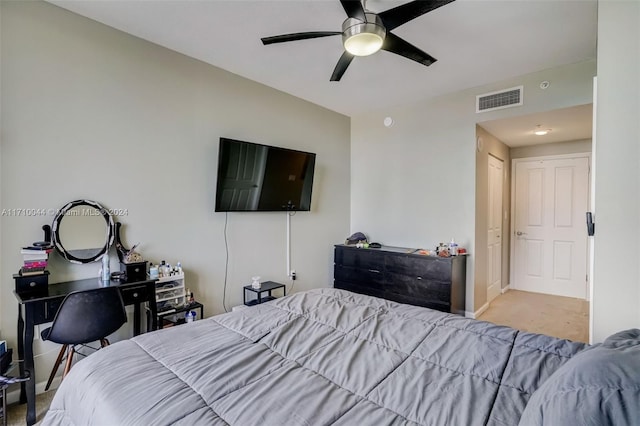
[333,244,466,314]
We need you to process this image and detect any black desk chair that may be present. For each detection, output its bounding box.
[41,286,127,391]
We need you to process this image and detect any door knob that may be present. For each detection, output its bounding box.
[516,231,527,236]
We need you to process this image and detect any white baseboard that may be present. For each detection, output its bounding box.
[5,377,60,405]
[501,284,511,294]
[465,302,489,319]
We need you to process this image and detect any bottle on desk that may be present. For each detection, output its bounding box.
[101,252,110,282]
[149,264,159,279]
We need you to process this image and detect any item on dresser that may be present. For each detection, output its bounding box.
[149,264,159,279]
[114,222,142,264]
[20,246,52,274]
[31,224,53,248]
[100,252,110,282]
[120,260,147,282]
[123,243,143,264]
[449,238,458,256]
[154,271,187,312]
[334,244,466,314]
[110,271,126,281]
[345,231,368,245]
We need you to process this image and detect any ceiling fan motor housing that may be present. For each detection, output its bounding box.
[342,13,386,56]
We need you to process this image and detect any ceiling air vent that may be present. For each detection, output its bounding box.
[476,85,523,113]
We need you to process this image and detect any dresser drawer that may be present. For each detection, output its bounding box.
[334,264,384,289]
[120,284,151,305]
[334,281,386,300]
[385,272,451,303]
[335,247,385,270]
[384,290,451,313]
[385,255,452,281]
[14,273,49,294]
[31,298,64,324]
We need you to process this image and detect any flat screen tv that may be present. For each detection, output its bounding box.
[215,138,316,212]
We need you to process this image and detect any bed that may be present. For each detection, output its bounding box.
[43,288,640,425]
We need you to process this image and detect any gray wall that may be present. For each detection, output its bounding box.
[475,126,511,312]
[0,1,350,383]
[351,60,595,315]
[592,0,640,342]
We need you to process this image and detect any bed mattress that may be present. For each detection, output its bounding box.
[43,288,589,425]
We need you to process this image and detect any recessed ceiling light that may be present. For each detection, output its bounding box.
[534,125,551,136]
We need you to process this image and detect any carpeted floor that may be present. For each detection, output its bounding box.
[477,289,590,343]
[4,390,55,426]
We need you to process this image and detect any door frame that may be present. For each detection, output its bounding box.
[487,154,504,303]
[509,152,592,297]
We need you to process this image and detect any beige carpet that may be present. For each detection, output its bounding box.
[478,289,589,343]
[4,390,55,426]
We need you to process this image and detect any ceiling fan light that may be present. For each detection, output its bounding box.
[344,32,384,56]
[342,14,386,57]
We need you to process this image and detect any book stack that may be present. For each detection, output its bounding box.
[20,246,53,276]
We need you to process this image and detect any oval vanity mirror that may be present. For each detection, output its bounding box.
[52,199,115,264]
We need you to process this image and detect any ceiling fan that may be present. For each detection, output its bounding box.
[261,0,455,81]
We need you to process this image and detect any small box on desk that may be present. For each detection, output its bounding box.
[14,271,49,294]
[120,261,147,282]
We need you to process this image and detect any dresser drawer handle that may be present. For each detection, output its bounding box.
[416,276,422,280]
[29,281,37,287]
[368,269,380,273]
[132,292,138,298]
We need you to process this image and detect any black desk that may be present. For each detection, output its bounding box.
[14,277,157,425]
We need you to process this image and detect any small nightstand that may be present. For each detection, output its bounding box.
[243,281,286,306]
[151,302,204,328]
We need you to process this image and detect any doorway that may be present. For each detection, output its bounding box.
[511,154,590,299]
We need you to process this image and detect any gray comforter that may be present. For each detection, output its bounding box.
[43,288,592,425]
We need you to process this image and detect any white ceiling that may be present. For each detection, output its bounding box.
[49,0,598,119]
[479,104,593,148]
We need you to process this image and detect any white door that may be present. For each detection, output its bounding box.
[513,156,589,299]
[487,155,503,302]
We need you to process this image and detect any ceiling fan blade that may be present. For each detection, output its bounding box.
[330,51,355,81]
[261,32,341,45]
[381,32,437,67]
[379,0,455,31]
[340,0,366,22]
